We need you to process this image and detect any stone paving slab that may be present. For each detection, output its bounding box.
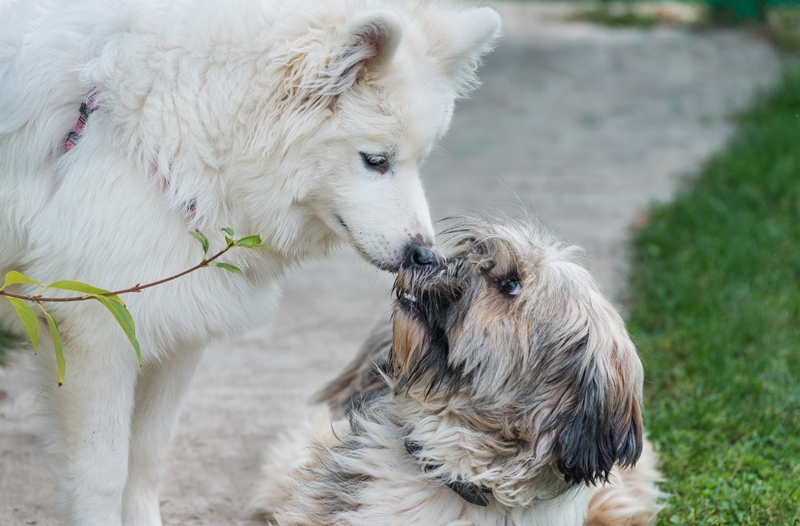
[0,4,780,525]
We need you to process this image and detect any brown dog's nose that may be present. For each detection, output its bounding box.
[404,245,436,269]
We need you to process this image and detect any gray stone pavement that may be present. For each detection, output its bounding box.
[0,4,780,525]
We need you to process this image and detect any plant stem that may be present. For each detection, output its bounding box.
[0,242,235,304]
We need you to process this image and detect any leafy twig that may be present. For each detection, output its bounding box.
[0,229,268,385]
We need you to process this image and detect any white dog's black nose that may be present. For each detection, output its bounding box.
[405,245,436,268]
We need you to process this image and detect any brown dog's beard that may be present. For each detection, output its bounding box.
[390,304,467,400]
[389,257,477,399]
[389,309,429,380]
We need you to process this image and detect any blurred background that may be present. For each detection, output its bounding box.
[1,1,798,524]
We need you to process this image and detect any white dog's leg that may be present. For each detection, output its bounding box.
[122,347,206,526]
[33,338,140,526]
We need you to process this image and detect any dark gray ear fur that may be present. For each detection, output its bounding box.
[330,10,402,95]
[553,356,644,486]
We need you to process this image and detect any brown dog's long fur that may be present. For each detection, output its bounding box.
[251,216,663,525]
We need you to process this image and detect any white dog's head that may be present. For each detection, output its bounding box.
[96,0,500,270]
[228,1,503,270]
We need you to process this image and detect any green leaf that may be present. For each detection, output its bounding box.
[190,231,209,255]
[93,295,142,366]
[38,306,64,386]
[45,280,109,295]
[6,297,39,353]
[221,227,234,237]
[211,262,242,274]
[2,271,43,290]
[234,235,263,248]
[44,281,125,305]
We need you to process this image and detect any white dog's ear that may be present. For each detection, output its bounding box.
[421,6,502,96]
[330,11,403,95]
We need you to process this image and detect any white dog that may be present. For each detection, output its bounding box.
[0,1,501,524]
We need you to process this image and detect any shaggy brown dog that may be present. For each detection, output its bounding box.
[251,217,663,525]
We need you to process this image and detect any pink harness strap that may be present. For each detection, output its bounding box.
[64,89,99,152]
[65,89,197,217]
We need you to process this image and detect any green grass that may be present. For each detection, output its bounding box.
[627,66,800,524]
[767,6,800,54]
[569,5,662,27]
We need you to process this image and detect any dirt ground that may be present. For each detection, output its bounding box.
[0,3,780,525]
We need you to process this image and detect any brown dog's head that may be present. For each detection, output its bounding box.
[389,216,644,505]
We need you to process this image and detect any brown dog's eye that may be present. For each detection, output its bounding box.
[499,278,521,296]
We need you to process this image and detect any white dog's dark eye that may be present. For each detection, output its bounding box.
[499,278,521,296]
[360,152,390,175]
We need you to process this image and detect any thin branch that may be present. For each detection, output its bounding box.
[0,242,235,304]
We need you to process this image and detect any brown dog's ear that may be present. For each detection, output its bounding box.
[329,11,402,95]
[553,353,644,486]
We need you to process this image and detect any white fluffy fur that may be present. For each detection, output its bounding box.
[253,408,662,526]
[252,406,594,526]
[0,1,501,525]
[587,439,665,526]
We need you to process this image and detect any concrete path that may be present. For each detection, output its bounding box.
[0,4,780,525]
